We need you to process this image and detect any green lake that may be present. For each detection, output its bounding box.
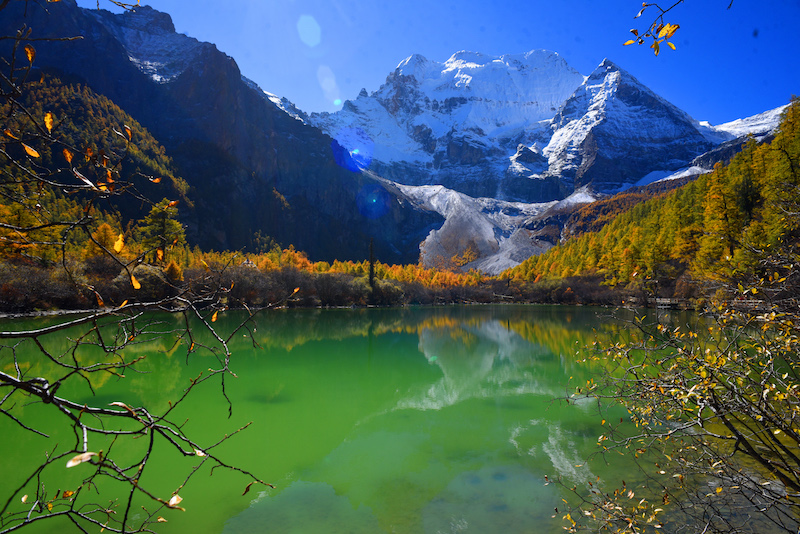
[1,305,679,533]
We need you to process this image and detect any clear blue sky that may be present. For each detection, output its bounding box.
[76,0,799,125]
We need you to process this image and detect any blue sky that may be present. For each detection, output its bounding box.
[77,0,799,125]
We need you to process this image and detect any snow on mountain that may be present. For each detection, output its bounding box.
[240,76,310,124]
[540,59,713,192]
[310,50,585,197]
[383,176,558,274]
[305,53,788,272]
[87,5,206,84]
[693,104,788,144]
[380,50,586,139]
[629,104,790,189]
[710,103,789,139]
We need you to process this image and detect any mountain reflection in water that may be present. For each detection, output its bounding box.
[1,305,647,534]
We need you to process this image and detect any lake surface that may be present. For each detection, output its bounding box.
[1,305,670,533]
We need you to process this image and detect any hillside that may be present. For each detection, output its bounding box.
[505,99,800,298]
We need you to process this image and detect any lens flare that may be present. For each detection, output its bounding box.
[356,183,391,220]
[331,127,374,172]
[297,15,321,47]
[317,65,341,108]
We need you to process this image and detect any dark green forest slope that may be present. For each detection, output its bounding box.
[505,99,800,298]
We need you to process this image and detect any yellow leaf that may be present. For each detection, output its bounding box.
[211,311,218,322]
[4,129,19,139]
[124,124,132,140]
[716,487,723,494]
[131,275,141,290]
[149,176,162,183]
[62,490,75,499]
[157,517,168,523]
[624,39,636,46]
[119,299,128,308]
[22,143,40,158]
[167,494,183,508]
[667,42,676,50]
[113,233,124,253]
[156,248,164,262]
[63,148,73,163]
[21,495,28,503]
[665,23,680,38]
[44,112,54,133]
[167,200,179,208]
[66,452,97,468]
[24,44,35,63]
[201,259,210,272]
[47,502,52,512]
[95,293,104,307]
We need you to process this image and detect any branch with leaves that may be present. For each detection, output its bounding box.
[625,1,736,55]
[561,286,800,532]
[0,1,275,532]
[625,1,683,55]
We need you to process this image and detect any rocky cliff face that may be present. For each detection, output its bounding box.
[541,60,714,193]
[2,0,439,263]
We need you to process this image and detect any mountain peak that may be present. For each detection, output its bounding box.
[598,58,619,69]
[546,58,713,192]
[119,5,176,34]
[395,53,435,80]
[444,50,491,67]
[86,4,204,84]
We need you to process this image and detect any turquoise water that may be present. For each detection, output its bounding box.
[0,305,647,533]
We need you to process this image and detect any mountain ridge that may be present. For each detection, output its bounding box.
[2,0,788,274]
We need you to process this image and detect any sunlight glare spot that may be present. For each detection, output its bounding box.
[297,15,321,47]
[317,65,341,108]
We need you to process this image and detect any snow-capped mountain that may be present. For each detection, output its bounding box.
[310,52,779,208]
[310,50,585,201]
[307,54,787,273]
[539,59,713,193]
[9,1,788,274]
